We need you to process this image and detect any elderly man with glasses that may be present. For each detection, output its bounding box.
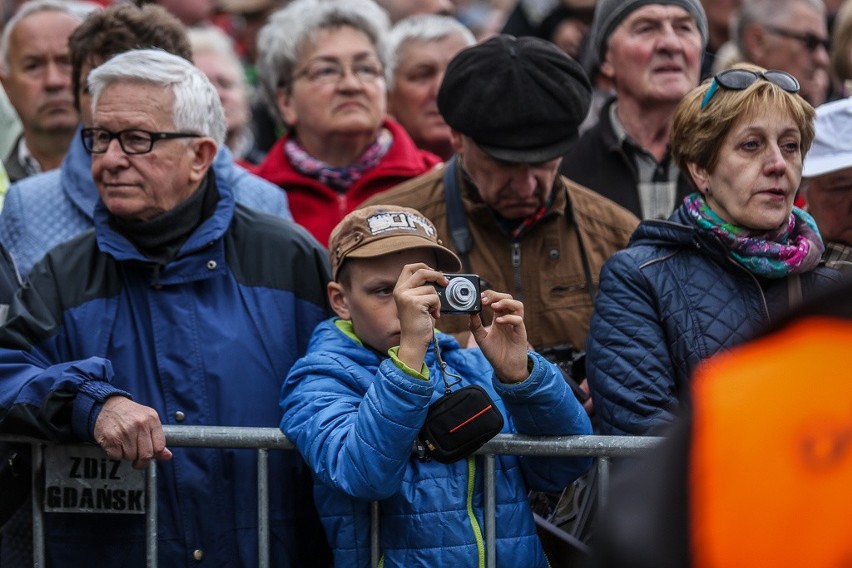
[0,49,332,568]
[733,0,830,106]
[0,3,290,279]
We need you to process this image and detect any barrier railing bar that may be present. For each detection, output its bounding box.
[147,460,158,568]
[484,454,496,568]
[597,456,611,515]
[160,425,295,449]
[4,428,660,567]
[370,501,380,568]
[258,448,269,568]
[478,434,658,458]
[32,443,44,568]
[155,426,659,457]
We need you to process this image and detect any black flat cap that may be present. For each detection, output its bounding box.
[438,34,592,163]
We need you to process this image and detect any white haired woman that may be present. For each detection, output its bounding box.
[253,0,441,245]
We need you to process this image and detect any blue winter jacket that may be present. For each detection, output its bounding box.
[0,131,292,276]
[586,202,842,436]
[0,175,331,567]
[280,319,593,568]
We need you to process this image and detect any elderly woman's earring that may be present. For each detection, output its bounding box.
[705,186,712,196]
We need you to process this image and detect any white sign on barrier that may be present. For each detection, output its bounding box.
[44,445,146,514]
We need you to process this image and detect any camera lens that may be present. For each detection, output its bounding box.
[445,277,477,311]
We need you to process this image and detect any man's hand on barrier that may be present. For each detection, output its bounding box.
[94,396,173,469]
[578,379,594,417]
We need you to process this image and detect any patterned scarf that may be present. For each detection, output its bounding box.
[684,192,825,278]
[509,193,555,240]
[285,128,393,192]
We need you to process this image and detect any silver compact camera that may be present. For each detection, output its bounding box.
[434,274,481,314]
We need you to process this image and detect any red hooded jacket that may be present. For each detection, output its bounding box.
[252,119,441,245]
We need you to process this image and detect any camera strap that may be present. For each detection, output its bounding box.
[417,332,504,463]
[432,330,461,394]
[443,155,596,301]
[443,156,474,274]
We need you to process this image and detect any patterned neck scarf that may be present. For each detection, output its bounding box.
[684,193,825,278]
[509,193,555,240]
[285,128,393,192]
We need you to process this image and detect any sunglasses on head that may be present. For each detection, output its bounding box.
[700,69,800,110]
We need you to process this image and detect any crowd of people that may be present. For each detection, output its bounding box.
[0,0,850,566]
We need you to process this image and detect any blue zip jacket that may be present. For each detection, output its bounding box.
[0,175,331,567]
[0,131,292,276]
[586,202,842,436]
[280,319,593,567]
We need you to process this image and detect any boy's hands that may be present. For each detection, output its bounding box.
[392,267,529,384]
[394,263,447,371]
[470,291,530,384]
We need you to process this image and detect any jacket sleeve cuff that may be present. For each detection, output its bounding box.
[388,346,429,380]
[71,381,133,441]
[492,354,546,398]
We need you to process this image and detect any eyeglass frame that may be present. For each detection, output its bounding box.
[764,25,831,53]
[291,57,385,87]
[80,127,202,155]
[700,69,801,111]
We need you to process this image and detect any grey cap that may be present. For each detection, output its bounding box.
[587,0,708,69]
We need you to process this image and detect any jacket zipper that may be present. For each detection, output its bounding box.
[466,456,486,568]
[511,242,522,301]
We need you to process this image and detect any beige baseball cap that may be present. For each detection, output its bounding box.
[329,205,462,280]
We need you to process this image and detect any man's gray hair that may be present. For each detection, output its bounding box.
[384,14,475,87]
[88,49,226,146]
[735,0,825,55]
[188,26,245,90]
[0,0,96,74]
[256,0,390,123]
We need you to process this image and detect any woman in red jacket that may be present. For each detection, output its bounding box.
[253,0,441,246]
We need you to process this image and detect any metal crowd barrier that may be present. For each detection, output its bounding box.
[1,427,661,568]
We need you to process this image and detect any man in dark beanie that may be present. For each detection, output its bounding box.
[561,0,708,221]
[364,34,638,406]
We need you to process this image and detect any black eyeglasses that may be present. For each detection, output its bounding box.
[80,128,201,155]
[700,69,800,110]
[765,26,831,53]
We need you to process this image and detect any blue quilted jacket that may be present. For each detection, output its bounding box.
[280,319,593,567]
[0,131,291,276]
[587,202,842,435]
[0,176,330,567]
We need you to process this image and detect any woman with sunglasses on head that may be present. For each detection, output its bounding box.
[585,63,842,437]
[252,0,442,246]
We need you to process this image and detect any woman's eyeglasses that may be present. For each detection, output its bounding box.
[700,69,800,110]
[293,59,384,86]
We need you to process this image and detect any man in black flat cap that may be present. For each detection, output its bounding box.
[363,36,638,561]
[363,34,639,410]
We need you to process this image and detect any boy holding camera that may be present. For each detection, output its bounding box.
[279,205,592,567]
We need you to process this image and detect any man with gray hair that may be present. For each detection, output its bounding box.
[733,0,829,106]
[0,49,332,567]
[560,0,707,220]
[385,14,475,159]
[0,3,290,279]
[0,0,95,182]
